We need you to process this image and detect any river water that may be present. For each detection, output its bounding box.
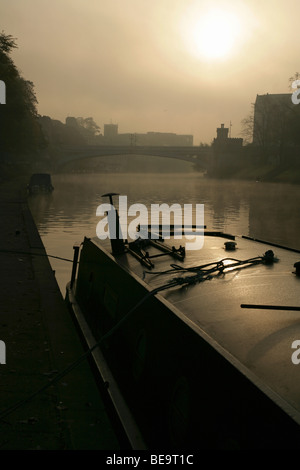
[28,172,300,295]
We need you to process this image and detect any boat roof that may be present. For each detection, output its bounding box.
[91,231,300,426]
[29,173,52,184]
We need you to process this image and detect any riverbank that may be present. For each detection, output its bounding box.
[206,146,300,184]
[0,176,121,449]
[207,162,300,184]
[232,164,300,184]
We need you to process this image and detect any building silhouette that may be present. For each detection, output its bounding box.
[252,93,300,164]
[104,123,118,140]
[253,94,295,146]
[102,124,193,146]
[213,123,243,149]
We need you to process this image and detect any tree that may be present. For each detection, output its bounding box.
[0,33,17,54]
[0,31,45,161]
[76,117,101,136]
[240,103,255,145]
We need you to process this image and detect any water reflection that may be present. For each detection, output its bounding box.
[28,173,300,294]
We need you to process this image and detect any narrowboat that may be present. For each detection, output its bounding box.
[28,173,54,194]
[65,199,300,450]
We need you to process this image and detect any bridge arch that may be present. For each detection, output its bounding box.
[55,145,211,171]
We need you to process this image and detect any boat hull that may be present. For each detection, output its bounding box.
[66,236,300,449]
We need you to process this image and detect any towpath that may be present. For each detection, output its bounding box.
[0,177,120,450]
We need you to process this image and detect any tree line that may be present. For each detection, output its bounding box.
[0,31,101,174]
[0,32,45,163]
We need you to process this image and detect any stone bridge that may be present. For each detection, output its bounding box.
[55,145,211,169]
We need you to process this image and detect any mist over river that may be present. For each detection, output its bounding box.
[28,173,300,295]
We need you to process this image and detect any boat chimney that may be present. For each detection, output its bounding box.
[101,193,126,255]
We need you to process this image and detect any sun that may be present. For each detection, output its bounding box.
[181,7,243,61]
[193,9,241,59]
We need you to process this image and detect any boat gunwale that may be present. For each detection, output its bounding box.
[67,281,147,450]
[242,235,300,254]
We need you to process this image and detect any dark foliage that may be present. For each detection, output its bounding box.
[0,31,46,160]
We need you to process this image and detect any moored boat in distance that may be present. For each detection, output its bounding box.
[66,219,300,449]
[27,173,54,195]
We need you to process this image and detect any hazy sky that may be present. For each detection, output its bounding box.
[2,0,299,144]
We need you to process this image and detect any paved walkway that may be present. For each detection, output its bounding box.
[0,177,120,449]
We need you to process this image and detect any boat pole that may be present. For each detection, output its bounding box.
[241,304,300,311]
[70,242,81,289]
